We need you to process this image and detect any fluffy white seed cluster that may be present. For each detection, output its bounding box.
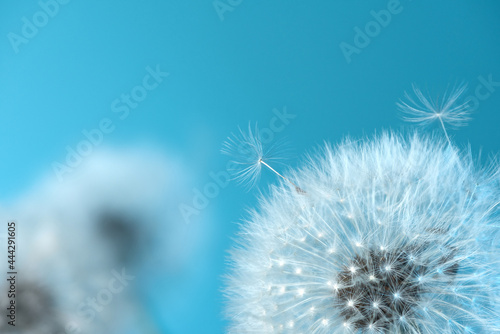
[225,133,500,333]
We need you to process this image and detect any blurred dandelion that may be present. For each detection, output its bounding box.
[0,147,196,334]
[225,133,500,333]
[222,124,302,191]
[397,84,471,145]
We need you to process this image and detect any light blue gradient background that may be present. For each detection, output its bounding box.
[1,1,499,333]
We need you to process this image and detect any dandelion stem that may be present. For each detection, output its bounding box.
[260,159,305,194]
[260,160,285,180]
[438,116,452,146]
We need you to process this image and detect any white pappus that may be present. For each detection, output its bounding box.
[397,84,472,145]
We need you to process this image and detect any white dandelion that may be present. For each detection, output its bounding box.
[225,132,500,333]
[397,84,472,145]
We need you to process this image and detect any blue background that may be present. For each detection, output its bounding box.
[1,1,499,333]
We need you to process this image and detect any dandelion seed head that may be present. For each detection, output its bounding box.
[225,133,500,333]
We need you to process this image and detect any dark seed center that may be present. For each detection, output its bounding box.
[334,247,457,331]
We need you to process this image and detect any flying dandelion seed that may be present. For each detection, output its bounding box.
[222,124,302,191]
[225,133,500,333]
[397,84,472,145]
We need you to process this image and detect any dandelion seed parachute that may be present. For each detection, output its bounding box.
[222,124,290,189]
[397,84,471,145]
[225,133,500,333]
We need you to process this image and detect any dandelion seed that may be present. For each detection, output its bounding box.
[222,123,304,192]
[397,83,471,145]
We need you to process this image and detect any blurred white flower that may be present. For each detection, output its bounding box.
[0,146,200,334]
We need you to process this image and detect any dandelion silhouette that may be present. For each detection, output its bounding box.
[225,105,499,332]
[397,84,471,145]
